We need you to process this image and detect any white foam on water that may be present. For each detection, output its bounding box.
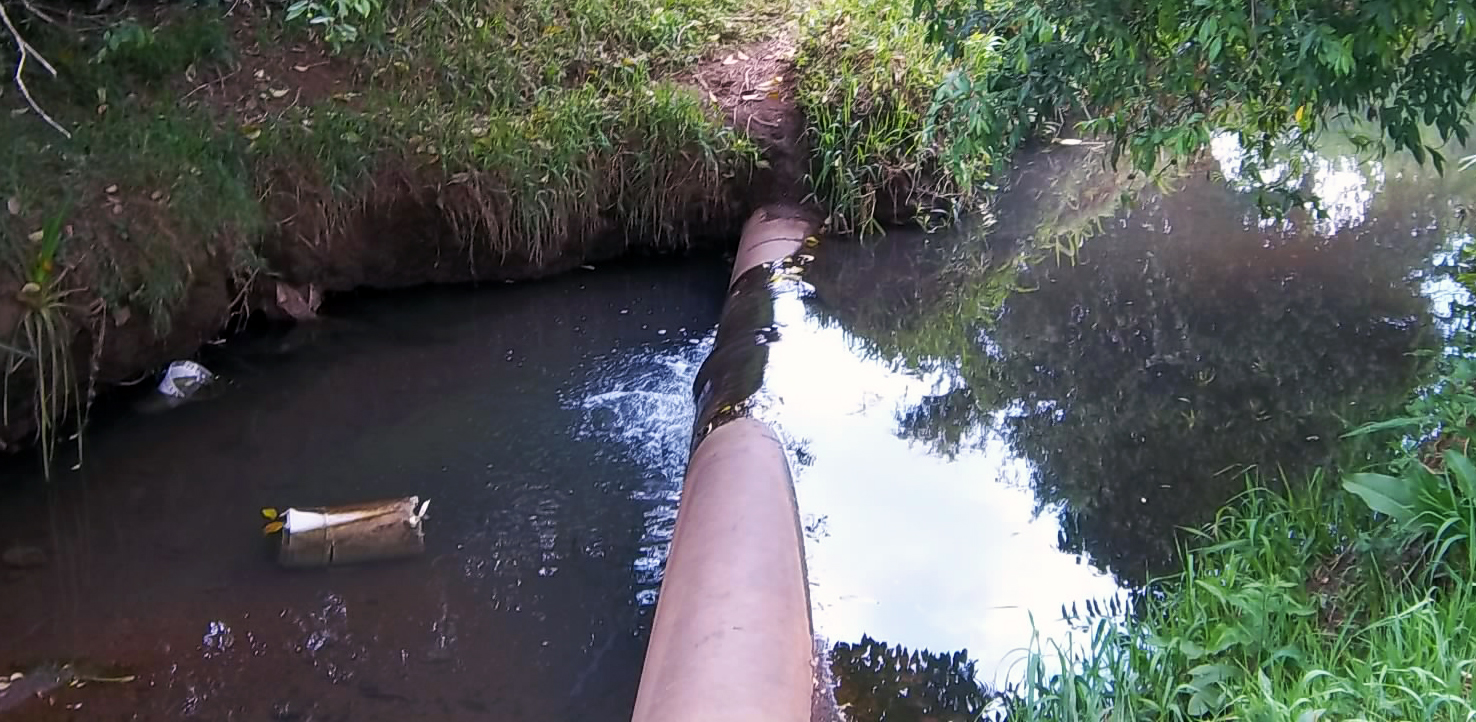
[566,336,713,603]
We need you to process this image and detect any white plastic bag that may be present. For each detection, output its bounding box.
[156,360,214,399]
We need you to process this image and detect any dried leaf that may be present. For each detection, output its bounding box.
[253,69,265,80]
[86,674,136,684]
[736,51,750,61]
[740,93,762,101]
[269,88,290,99]
[105,185,118,194]
[27,230,43,242]
[242,125,262,141]
[293,65,310,72]
[262,520,285,535]
[6,197,18,215]
[275,281,320,320]
[721,55,737,66]
[262,507,279,520]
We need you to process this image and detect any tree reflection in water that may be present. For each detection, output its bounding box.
[807,144,1469,583]
[825,635,995,722]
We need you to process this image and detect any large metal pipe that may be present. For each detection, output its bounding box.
[631,204,818,722]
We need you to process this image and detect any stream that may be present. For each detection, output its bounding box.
[0,141,1469,720]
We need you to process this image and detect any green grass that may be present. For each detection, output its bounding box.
[0,0,779,463]
[1,99,265,335]
[1004,347,1476,721]
[248,0,773,262]
[367,0,771,252]
[794,0,1007,234]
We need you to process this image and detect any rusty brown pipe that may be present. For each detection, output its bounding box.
[630,205,817,722]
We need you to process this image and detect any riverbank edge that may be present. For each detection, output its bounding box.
[1002,320,1476,718]
[0,0,1001,462]
[0,2,785,460]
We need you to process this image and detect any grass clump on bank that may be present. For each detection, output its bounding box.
[794,0,1009,234]
[264,0,778,259]
[1005,342,1476,719]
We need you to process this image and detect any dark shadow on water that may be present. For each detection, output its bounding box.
[0,256,730,721]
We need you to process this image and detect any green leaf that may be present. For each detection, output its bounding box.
[1444,451,1476,500]
[1343,473,1417,523]
[1342,416,1425,437]
[261,507,279,520]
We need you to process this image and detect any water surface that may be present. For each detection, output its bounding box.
[0,142,1469,720]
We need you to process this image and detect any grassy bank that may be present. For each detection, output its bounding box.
[2,0,772,300]
[793,0,1013,234]
[1003,311,1476,718]
[0,0,779,460]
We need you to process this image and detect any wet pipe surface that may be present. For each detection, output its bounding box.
[690,240,820,453]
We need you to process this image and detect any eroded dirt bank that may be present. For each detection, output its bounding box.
[0,15,810,458]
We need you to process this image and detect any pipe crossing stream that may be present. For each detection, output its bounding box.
[630,204,821,722]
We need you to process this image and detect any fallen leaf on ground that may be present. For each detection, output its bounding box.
[6,197,18,215]
[105,185,118,194]
[293,64,310,72]
[737,51,750,61]
[270,88,290,99]
[721,55,737,65]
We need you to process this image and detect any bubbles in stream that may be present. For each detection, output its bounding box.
[566,334,713,605]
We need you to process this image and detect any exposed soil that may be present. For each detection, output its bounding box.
[0,14,813,458]
[691,39,809,205]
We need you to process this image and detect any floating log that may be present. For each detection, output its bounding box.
[277,496,428,568]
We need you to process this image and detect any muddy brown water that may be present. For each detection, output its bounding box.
[0,141,1471,720]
